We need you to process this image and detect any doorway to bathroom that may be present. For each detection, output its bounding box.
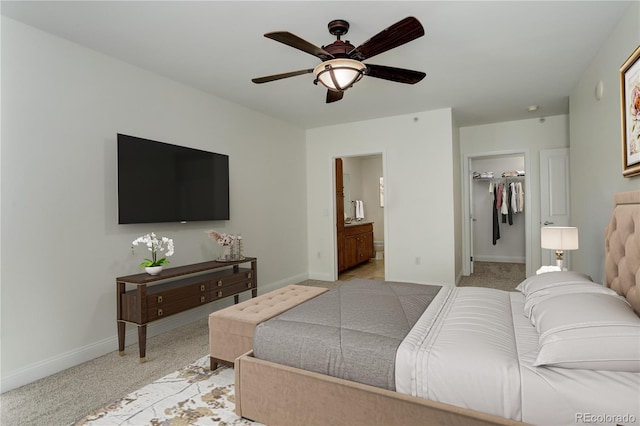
[335,154,385,281]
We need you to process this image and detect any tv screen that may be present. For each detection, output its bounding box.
[117,134,229,224]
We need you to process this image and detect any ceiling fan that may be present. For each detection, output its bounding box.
[252,17,426,103]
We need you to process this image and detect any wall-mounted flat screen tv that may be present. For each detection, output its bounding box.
[117,134,229,224]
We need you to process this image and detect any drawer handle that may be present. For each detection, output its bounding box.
[217,280,223,287]
[247,282,252,288]
[157,296,163,303]
[200,296,206,303]
[217,291,223,298]
[158,308,163,317]
[200,284,206,292]
[247,272,252,279]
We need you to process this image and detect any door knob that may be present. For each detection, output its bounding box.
[543,221,554,225]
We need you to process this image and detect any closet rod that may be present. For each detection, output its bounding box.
[473,176,525,181]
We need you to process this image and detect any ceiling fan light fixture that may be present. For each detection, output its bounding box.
[313,58,367,92]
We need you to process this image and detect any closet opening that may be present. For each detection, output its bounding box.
[461,151,531,289]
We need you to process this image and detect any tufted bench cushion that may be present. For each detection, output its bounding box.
[209,284,328,369]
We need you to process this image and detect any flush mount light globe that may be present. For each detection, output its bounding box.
[313,58,367,92]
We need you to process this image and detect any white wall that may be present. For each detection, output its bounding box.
[306,109,456,285]
[569,1,640,283]
[361,156,384,244]
[460,115,570,273]
[0,17,308,391]
[452,125,462,283]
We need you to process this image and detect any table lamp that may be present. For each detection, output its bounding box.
[541,226,579,270]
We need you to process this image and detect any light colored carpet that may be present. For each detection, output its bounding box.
[458,261,525,291]
[1,317,212,426]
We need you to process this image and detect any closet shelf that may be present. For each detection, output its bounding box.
[473,176,525,181]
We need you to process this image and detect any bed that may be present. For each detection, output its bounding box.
[235,190,640,426]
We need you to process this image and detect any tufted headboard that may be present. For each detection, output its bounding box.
[604,190,640,314]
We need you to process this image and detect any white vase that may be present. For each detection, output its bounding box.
[145,266,163,275]
[223,245,231,260]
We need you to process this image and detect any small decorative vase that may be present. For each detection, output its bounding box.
[145,265,163,275]
[222,245,231,260]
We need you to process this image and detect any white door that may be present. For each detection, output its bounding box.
[539,148,571,267]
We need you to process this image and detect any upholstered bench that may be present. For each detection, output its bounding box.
[209,284,328,370]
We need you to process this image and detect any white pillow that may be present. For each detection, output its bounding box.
[515,270,593,296]
[531,293,640,371]
[523,282,620,321]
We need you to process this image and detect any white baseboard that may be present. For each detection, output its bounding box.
[0,273,310,393]
[473,255,525,263]
[307,271,334,281]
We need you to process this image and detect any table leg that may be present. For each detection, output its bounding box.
[116,281,126,355]
[251,259,258,297]
[138,325,147,363]
[117,321,126,356]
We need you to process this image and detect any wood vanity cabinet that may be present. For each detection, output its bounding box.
[341,223,374,271]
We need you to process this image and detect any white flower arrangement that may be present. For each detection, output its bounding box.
[131,232,175,268]
[207,230,235,246]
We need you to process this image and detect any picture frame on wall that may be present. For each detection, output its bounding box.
[620,44,640,178]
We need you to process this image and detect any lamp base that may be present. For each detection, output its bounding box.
[555,250,565,270]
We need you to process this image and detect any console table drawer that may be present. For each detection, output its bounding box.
[212,279,255,301]
[147,294,212,321]
[207,268,253,288]
[147,283,208,307]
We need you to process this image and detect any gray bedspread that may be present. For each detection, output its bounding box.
[252,279,442,390]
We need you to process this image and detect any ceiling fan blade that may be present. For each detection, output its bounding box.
[264,31,334,60]
[365,64,426,84]
[252,69,313,84]
[350,17,425,61]
[326,90,344,103]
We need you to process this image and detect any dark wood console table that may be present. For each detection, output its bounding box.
[116,257,257,362]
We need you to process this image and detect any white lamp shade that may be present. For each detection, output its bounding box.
[313,59,366,91]
[541,226,579,250]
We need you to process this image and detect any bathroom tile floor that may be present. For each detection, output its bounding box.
[338,259,385,281]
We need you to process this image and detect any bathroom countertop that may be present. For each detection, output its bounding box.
[344,221,373,227]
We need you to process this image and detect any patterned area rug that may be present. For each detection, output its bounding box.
[75,356,262,426]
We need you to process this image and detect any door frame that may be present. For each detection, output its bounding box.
[332,152,387,281]
[462,149,533,278]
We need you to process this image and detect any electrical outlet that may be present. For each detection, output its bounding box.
[415,257,421,265]
[317,251,322,259]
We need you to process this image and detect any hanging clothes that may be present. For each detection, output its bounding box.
[501,184,508,223]
[478,176,525,246]
[517,181,524,212]
[507,183,514,225]
[491,182,500,245]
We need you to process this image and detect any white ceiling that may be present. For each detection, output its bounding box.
[1,1,633,129]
